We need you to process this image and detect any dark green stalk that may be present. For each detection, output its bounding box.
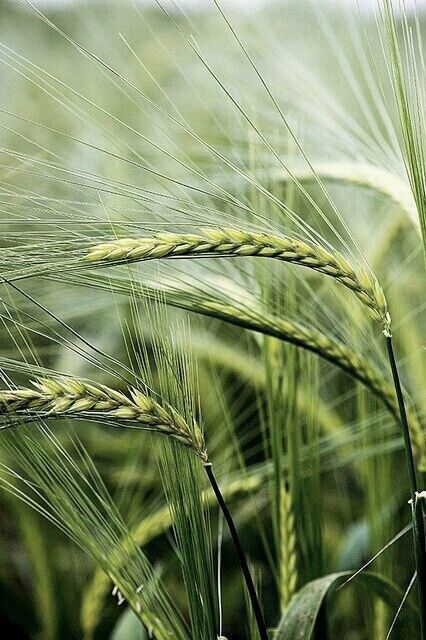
[204,463,268,640]
[412,492,426,637]
[386,336,426,638]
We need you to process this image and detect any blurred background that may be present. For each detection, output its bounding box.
[0,1,425,639]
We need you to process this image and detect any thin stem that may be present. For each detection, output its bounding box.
[386,337,417,496]
[204,463,268,640]
[413,494,426,638]
[386,336,426,638]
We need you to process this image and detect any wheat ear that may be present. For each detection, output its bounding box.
[84,228,391,333]
[0,378,207,461]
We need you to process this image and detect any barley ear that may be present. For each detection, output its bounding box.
[279,484,297,612]
[84,228,391,333]
[0,377,208,461]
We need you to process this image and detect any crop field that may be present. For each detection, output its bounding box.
[0,1,425,638]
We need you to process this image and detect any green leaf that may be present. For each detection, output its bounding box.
[274,571,417,639]
[110,608,146,640]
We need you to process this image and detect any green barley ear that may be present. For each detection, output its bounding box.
[0,377,208,461]
[279,484,297,612]
[84,227,391,334]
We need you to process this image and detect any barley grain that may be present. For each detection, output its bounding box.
[84,228,391,333]
[0,378,208,461]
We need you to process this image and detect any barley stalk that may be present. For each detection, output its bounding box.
[204,463,268,639]
[387,336,426,637]
[84,228,391,333]
[0,378,208,461]
[63,272,410,447]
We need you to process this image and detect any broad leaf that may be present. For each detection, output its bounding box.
[274,571,417,639]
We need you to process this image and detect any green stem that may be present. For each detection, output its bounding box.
[386,336,426,638]
[413,493,426,637]
[204,463,268,640]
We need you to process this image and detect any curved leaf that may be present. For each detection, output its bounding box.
[274,571,417,639]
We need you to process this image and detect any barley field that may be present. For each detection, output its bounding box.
[0,1,425,638]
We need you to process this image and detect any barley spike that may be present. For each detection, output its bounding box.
[192,299,425,468]
[84,228,391,333]
[0,378,208,461]
[279,484,298,612]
